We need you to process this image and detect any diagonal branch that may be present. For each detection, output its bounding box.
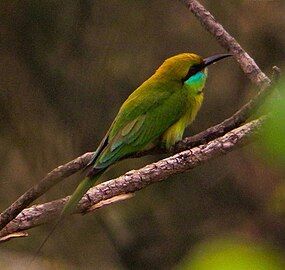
[0,118,265,240]
[0,0,277,232]
[0,152,93,231]
[180,0,271,86]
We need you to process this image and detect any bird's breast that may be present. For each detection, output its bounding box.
[184,91,204,127]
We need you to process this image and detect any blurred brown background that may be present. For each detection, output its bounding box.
[0,0,284,269]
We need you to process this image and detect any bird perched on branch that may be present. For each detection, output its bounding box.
[36,52,231,254]
[70,52,231,212]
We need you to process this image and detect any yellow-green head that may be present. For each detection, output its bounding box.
[155,52,231,94]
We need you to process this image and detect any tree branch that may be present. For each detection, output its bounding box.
[0,118,265,240]
[180,0,271,86]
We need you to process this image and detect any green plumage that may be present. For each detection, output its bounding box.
[63,53,207,217]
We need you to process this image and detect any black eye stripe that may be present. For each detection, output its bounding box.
[183,63,204,82]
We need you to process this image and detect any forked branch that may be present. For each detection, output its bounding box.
[0,118,265,240]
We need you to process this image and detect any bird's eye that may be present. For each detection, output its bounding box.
[183,64,203,82]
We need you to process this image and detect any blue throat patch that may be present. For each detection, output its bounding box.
[185,71,207,89]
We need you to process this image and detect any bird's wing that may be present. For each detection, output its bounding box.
[92,80,187,168]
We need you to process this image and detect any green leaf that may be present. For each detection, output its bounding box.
[177,237,285,270]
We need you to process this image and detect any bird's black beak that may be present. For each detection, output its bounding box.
[203,53,232,67]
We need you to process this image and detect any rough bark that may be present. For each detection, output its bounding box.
[0,118,264,240]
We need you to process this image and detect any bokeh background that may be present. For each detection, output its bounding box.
[0,1,284,269]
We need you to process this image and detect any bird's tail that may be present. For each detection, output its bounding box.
[31,168,105,264]
[61,169,105,217]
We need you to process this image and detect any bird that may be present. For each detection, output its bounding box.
[35,52,231,255]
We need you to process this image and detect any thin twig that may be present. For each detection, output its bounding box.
[0,118,265,240]
[180,0,271,86]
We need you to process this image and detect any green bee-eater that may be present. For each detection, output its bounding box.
[36,53,231,253]
[65,52,231,215]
